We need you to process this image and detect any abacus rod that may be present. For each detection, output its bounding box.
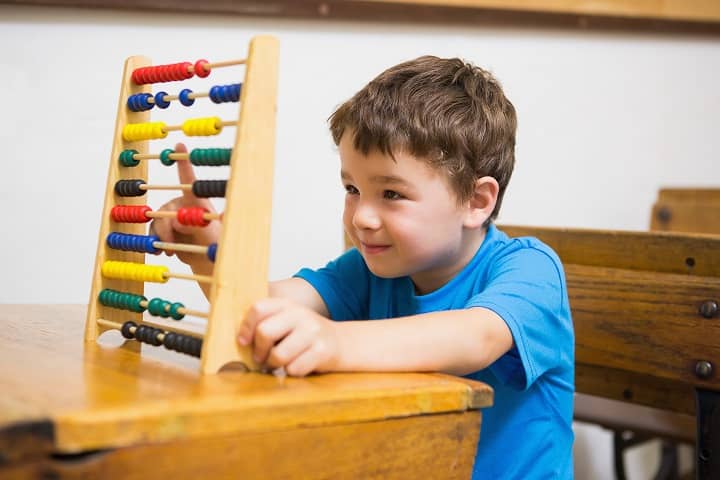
[135,299,210,319]
[203,58,246,69]
[96,317,204,339]
[145,210,221,221]
[152,241,211,255]
[150,91,210,103]
[164,271,213,284]
[132,153,189,161]
[181,58,246,74]
[163,120,236,133]
[139,184,193,192]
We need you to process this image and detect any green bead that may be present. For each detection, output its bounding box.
[98,289,146,313]
[190,148,231,166]
[119,149,140,167]
[169,302,185,320]
[148,297,169,317]
[160,149,175,166]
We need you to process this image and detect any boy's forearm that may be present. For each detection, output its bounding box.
[332,308,513,376]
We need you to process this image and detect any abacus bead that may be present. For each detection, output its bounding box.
[207,243,217,262]
[115,179,146,197]
[194,59,210,78]
[192,338,203,357]
[147,298,166,317]
[192,180,227,198]
[150,328,163,346]
[160,149,175,166]
[154,91,171,109]
[127,93,153,112]
[179,89,195,107]
[119,149,140,167]
[163,332,177,350]
[145,235,159,254]
[169,303,185,320]
[121,321,136,339]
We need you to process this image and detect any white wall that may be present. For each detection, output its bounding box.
[1,5,717,478]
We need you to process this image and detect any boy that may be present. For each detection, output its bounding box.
[153,56,574,478]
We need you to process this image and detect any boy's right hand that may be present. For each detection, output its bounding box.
[149,143,222,268]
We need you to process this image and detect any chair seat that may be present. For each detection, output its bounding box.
[574,393,696,443]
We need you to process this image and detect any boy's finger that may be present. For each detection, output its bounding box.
[174,143,198,201]
[267,329,312,370]
[253,316,294,366]
[238,299,289,348]
[285,347,319,377]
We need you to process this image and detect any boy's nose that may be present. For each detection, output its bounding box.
[352,202,381,230]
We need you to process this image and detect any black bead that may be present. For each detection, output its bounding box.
[192,180,226,198]
[150,328,163,346]
[163,332,177,350]
[115,179,146,197]
[121,321,136,339]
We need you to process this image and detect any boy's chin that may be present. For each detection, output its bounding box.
[363,260,408,279]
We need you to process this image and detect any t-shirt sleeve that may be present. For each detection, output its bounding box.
[465,246,571,391]
[293,248,370,321]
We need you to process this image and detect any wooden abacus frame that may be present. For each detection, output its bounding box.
[85,35,279,374]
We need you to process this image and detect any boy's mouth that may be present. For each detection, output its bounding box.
[360,242,390,255]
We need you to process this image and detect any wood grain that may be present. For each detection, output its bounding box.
[0,304,492,474]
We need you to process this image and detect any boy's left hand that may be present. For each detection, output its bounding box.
[238,298,340,377]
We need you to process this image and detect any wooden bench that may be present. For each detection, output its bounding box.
[651,188,720,235]
[502,225,720,480]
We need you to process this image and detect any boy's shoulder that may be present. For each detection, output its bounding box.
[485,224,564,272]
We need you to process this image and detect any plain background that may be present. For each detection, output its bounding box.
[2,4,717,478]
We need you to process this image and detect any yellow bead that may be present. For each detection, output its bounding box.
[122,122,168,141]
[182,117,222,137]
[101,261,169,283]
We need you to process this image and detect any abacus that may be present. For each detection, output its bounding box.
[85,36,279,374]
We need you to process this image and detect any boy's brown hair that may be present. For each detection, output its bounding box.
[329,55,517,222]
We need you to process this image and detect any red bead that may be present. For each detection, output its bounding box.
[194,59,210,78]
[177,207,210,226]
[111,205,152,223]
[131,62,193,85]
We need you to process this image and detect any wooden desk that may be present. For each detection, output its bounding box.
[0,305,492,479]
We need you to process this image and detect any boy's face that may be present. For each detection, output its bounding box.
[339,134,482,293]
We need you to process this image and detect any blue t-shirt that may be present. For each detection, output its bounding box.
[295,224,574,479]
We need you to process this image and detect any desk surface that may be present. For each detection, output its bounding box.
[0,305,492,477]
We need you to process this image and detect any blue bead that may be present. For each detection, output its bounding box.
[145,235,159,254]
[207,243,217,262]
[209,84,241,104]
[154,91,170,109]
[126,93,153,112]
[179,89,195,107]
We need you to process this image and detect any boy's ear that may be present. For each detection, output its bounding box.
[463,176,499,228]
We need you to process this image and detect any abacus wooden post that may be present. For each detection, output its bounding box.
[85,56,151,343]
[203,35,280,374]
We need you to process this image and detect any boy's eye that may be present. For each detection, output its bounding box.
[383,190,403,200]
[344,184,359,195]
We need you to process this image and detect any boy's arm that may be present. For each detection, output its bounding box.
[239,298,513,377]
[269,278,329,317]
[334,308,513,376]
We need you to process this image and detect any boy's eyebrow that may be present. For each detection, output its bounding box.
[340,170,409,186]
[369,175,410,186]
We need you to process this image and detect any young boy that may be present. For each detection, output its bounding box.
[153,56,574,478]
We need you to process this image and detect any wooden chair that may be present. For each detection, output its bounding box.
[502,225,720,480]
